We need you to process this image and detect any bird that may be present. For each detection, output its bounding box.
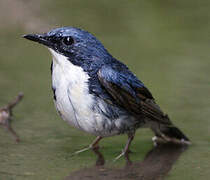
[23,27,190,159]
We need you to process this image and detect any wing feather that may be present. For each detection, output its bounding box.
[98,64,171,125]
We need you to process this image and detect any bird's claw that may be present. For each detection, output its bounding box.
[114,150,126,162]
[70,146,91,156]
[70,136,102,157]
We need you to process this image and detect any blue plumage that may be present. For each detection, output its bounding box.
[23,27,190,160]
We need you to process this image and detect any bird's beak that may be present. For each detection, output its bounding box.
[23,33,52,47]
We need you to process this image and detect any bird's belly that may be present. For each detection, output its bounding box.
[51,59,120,136]
[54,88,77,128]
[54,85,122,136]
[52,62,98,134]
[51,54,140,137]
[54,85,139,136]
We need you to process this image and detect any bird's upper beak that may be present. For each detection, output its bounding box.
[23,33,52,47]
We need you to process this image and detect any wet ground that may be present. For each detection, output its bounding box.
[1,0,210,180]
[65,144,188,180]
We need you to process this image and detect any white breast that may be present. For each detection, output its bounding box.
[49,49,97,134]
[49,49,136,137]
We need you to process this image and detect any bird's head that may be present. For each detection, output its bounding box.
[23,27,112,67]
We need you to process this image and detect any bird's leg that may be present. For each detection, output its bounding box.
[114,133,134,161]
[72,136,102,155]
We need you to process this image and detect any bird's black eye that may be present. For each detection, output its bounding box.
[62,36,74,46]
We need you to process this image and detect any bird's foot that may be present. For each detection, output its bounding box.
[114,150,125,161]
[114,133,134,162]
[71,145,92,156]
[114,149,131,162]
[71,136,102,156]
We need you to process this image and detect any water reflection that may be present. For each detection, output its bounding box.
[92,146,105,166]
[65,144,188,180]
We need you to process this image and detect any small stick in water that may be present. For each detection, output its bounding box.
[0,92,24,143]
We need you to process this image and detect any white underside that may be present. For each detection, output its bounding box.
[49,49,125,136]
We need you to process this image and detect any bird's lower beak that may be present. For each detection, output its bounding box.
[23,34,52,47]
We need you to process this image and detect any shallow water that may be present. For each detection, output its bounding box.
[65,144,188,180]
[0,0,210,179]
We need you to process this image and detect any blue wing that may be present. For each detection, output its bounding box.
[98,63,170,124]
[99,63,153,97]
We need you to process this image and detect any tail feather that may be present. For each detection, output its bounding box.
[161,126,190,142]
[150,113,191,144]
[140,98,190,144]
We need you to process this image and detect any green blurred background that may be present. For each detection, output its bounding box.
[0,0,210,179]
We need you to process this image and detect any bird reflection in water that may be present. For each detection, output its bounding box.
[66,143,188,180]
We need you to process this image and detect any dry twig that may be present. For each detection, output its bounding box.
[0,92,24,142]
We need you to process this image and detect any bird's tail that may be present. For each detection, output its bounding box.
[160,126,190,144]
[152,124,191,145]
[151,115,191,145]
[141,99,191,145]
